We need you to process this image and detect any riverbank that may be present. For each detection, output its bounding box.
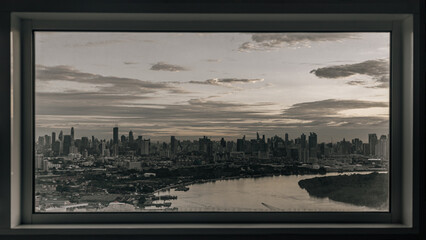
[298,172,388,209]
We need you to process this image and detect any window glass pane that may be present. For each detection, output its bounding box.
[34,32,390,212]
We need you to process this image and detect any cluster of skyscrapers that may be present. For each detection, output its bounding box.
[36,126,389,166]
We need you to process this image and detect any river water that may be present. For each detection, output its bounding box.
[154,172,387,212]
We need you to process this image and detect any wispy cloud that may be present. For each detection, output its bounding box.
[123,61,138,65]
[36,65,188,94]
[310,59,389,88]
[239,33,359,51]
[150,62,189,72]
[189,78,264,86]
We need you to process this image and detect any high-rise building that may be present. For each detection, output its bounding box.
[44,135,51,146]
[170,136,176,154]
[71,127,74,140]
[368,134,378,156]
[52,132,56,146]
[113,127,119,144]
[141,139,150,155]
[285,133,289,145]
[308,132,317,158]
[59,130,63,141]
[38,136,45,146]
[300,133,307,149]
[376,135,388,159]
[121,135,126,144]
[100,141,106,156]
[129,131,134,143]
[199,136,213,157]
[63,135,72,155]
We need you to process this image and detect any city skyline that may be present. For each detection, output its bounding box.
[35,32,390,142]
[37,125,388,146]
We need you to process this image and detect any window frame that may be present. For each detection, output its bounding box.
[3,8,421,238]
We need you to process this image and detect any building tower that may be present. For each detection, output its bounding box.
[113,127,119,144]
[71,127,74,140]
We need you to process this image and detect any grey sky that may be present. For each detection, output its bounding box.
[35,32,389,142]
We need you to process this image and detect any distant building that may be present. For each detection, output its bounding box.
[63,135,72,155]
[35,154,44,170]
[71,127,74,140]
[51,132,56,146]
[129,131,134,143]
[170,136,177,154]
[368,133,378,156]
[113,127,119,144]
[141,139,150,155]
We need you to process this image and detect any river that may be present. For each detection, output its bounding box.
[152,172,387,212]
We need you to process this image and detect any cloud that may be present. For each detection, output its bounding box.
[310,59,389,88]
[189,78,264,86]
[204,59,221,62]
[239,33,359,51]
[37,94,388,143]
[123,61,138,65]
[36,65,189,95]
[281,99,388,129]
[150,62,189,72]
[346,80,367,86]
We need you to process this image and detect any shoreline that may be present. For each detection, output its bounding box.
[153,169,386,195]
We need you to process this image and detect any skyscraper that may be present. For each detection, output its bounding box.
[71,127,74,140]
[170,136,176,154]
[113,127,119,144]
[300,133,307,149]
[129,131,134,143]
[63,135,72,155]
[52,132,56,146]
[308,132,317,158]
[368,133,378,156]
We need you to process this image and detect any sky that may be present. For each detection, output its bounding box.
[35,32,390,143]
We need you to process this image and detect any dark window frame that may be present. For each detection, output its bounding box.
[1,0,423,238]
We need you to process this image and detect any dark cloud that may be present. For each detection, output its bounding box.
[189,78,264,86]
[239,33,359,51]
[150,62,189,72]
[310,59,389,88]
[123,61,138,65]
[36,65,188,94]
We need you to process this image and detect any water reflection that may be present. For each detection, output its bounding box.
[154,172,386,212]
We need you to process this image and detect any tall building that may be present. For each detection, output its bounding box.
[71,127,74,140]
[113,127,119,144]
[376,135,388,159]
[170,136,176,154]
[51,132,56,146]
[141,139,150,155]
[285,133,289,144]
[300,133,307,149]
[129,131,134,143]
[38,136,44,146]
[199,136,213,157]
[100,141,106,156]
[44,135,51,146]
[59,130,63,141]
[368,134,378,156]
[308,132,317,158]
[63,135,72,155]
